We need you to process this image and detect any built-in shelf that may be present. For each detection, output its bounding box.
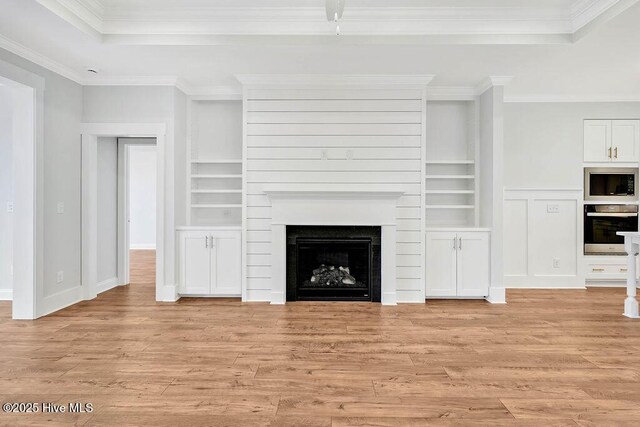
[191,159,242,164]
[191,189,242,194]
[425,190,475,195]
[191,174,242,179]
[425,160,475,165]
[426,205,475,209]
[191,204,242,208]
[425,175,475,179]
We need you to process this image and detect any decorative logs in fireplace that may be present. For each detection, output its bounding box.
[306,264,359,288]
[286,226,382,302]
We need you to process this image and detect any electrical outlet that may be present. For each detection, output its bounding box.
[321,150,328,160]
[56,202,64,214]
[346,150,354,160]
[6,202,14,213]
[553,258,560,268]
[547,204,560,214]
[56,271,64,283]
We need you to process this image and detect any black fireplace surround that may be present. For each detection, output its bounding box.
[286,226,381,302]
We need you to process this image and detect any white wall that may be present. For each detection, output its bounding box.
[0,48,83,316]
[97,137,118,283]
[128,145,157,249]
[0,85,13,298]
[503,102,640,288]
[244,88,424,303]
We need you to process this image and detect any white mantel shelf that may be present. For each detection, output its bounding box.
[617,231,640,318]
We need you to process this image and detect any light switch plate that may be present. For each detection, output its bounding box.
[56,271,64,283]
[6,202,14,213]
[547,204,560,213]
[553,258,560,268]
[57,202,64,214]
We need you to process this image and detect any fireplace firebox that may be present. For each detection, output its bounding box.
[286,226,381,302]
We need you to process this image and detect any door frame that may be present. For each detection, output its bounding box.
[81,123,167,302]
[117,138,157,287]
[0,60,44,320]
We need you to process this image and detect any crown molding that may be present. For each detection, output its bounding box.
[235,74,435,88]
[504,94,640,103]
[32,0,639,43]
[475,76,514,95]
[35,0,103,37]
[0,34,84,84]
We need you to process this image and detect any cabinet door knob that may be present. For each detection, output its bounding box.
[608,147,612,159]
[453,238,456,250]
[459,237,463,250]
[614,147,618,159]
[592,268,605,272]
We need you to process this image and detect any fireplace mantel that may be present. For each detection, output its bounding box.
[265,187,404,305]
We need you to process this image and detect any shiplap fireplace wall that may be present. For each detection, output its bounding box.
[236,75,506,304]
[239,76,433,303]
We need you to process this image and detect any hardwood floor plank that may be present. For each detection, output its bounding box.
[0,255,639,424]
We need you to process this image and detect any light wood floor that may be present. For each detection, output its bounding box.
[1,251,640,426]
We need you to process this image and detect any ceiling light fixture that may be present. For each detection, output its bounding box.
[326,0,345,35]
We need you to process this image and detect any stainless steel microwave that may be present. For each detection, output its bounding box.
[584,167,639,202]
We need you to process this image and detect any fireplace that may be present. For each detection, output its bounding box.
[286,226,381,302]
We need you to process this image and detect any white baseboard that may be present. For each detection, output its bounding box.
[486,287,506,304]
[96,277,119,294]
[39,285,83,318]
[130,244,156,250]
[156,284,179,302]
[0,289,12,301]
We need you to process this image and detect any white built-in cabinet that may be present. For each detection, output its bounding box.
[584,120,640,162]
[178,228,241,296]
[426,230,490,298]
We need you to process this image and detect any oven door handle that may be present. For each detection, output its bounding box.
[586,213,638,217]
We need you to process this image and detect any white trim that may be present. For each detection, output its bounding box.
[96,276,119,294]
[475,76,514,95]
[81,123,174,303]
[0,61,44,320]
[0,289,12,301]
[505,94,640,103]
[130,244,156,250]
[33,0,637,40]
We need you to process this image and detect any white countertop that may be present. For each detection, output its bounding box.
[426,227,491,232]
[176,225,241,231]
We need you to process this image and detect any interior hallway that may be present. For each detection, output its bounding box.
[0,254,639,425]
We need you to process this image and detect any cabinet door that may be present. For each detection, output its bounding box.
[180,231,211,294]
[611,120,640,162]
[456,232,490,297]
[584,120,611,162]
[210,231,241,295]
[426,232,457,297]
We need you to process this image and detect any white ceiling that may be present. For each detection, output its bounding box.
[1,0,640,99]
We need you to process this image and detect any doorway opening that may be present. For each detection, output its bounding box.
[94,137,157,295]
[82,124,168,303]
[120,140,157,293]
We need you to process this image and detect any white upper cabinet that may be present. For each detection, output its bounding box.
[612,120,640,162]
[584,120,640,163]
